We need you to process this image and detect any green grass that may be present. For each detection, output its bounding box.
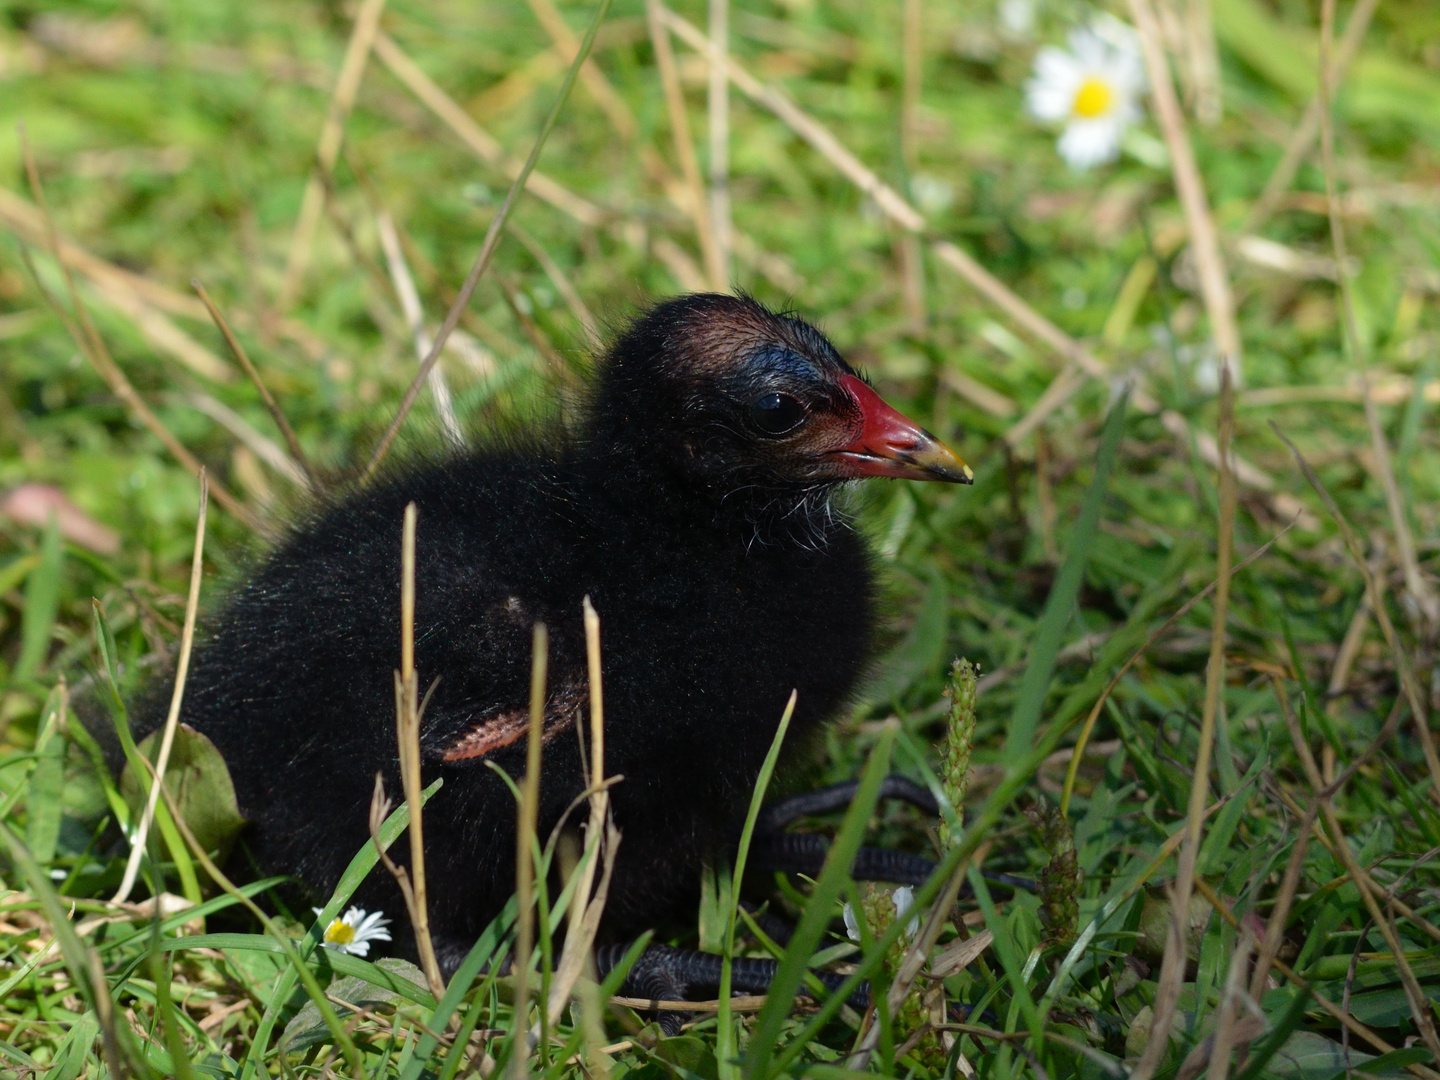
[3,0,1440,1075]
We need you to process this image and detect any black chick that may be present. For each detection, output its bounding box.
[143,293,970,971]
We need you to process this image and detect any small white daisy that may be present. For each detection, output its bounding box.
[1025,19,1146,171]
[312,905,392,957]
[843,886,922,943]
[843,899,862,943]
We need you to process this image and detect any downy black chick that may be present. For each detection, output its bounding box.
[138,293,971,972]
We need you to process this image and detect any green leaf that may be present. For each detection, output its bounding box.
[120,724,246,861]
[39,1012,99,1080]
[1233,985,1313,1080]
[281,957,430,1053]
[1265,1029,1386,1080]
[62,711,133,837]
[656,1036,720,1080]
[22,710,65,867]
[92,601,202,903]
[698,860,730,954]
[0,554,39,608]
[13,515,62,687]
[970,868,1044,1045]
[718,692,795,1080]
[1322,1047,1434,1080]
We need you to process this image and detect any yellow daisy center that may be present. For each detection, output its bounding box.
[1072,77,1114,119]
[324,918,356,945]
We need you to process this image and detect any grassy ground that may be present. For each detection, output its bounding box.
[2,0,1440,1075]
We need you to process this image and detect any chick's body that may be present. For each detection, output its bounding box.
[148,294,970,969]
[187,447,870,964]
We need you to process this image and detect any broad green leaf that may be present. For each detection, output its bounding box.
[120,723,246,861]
[13,515,62,687]
[22,716,64,867]
[92,601,201,903]
[281,957,430,1053]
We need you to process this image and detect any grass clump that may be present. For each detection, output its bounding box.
[2,0,1440,1076]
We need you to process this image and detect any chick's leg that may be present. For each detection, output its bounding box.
[595,943,864,1036]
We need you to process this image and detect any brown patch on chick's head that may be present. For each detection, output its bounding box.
[603,294,971,488]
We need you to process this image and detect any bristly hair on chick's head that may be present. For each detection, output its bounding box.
[588,294,969,508]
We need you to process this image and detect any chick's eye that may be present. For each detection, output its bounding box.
[750,392,807,436]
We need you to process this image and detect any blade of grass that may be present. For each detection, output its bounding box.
[524,938,652,1080]
[98,877,288,955]
[1271,422,1440,798]
[706,0,732,281]
[16,128,264,536]
[0,822,139,1078]
[1274,682,1440,1059]
[543,596,619,1075]
[1131,367,1236,1080]
[645,0,725,289]
[1128,0,1241,383]
[397,502,446,998]
[114,470,207,905]
[1007,390,1128,755]
[20,685,64,866]
[92,601,201,904]
[361,0,616,483]
[147,757,369,1078]
[1315,0,1438,633]
[278,0,389,308]
[154,934,437,1006]
[510,621,548,1079]
[10,512,61,688]
[716,690,795,1080]
[375,214,465,449]
[746,719,897,1079]
[239,778,441,1080]
[1060,525,1292,814]
[768,737,1050,1076]
[969,868,1044,1047]
[193,282,317,489]
[1041,797,1228,1014]
[1244,0,1380,231]
[146,947,199,1080]
[524,0,636,141]
[1195,875,1440,1080]
[370,32,605,229]
[504,220,602,352]
[404,897,519,1080]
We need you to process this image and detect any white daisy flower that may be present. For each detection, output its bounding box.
[892,886,920,937]
[312,905,392,957]
[843,900,862,943]
[843,886,922,943]
[1025,19,1146,170]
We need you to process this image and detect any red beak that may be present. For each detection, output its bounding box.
[830,375,973,484]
